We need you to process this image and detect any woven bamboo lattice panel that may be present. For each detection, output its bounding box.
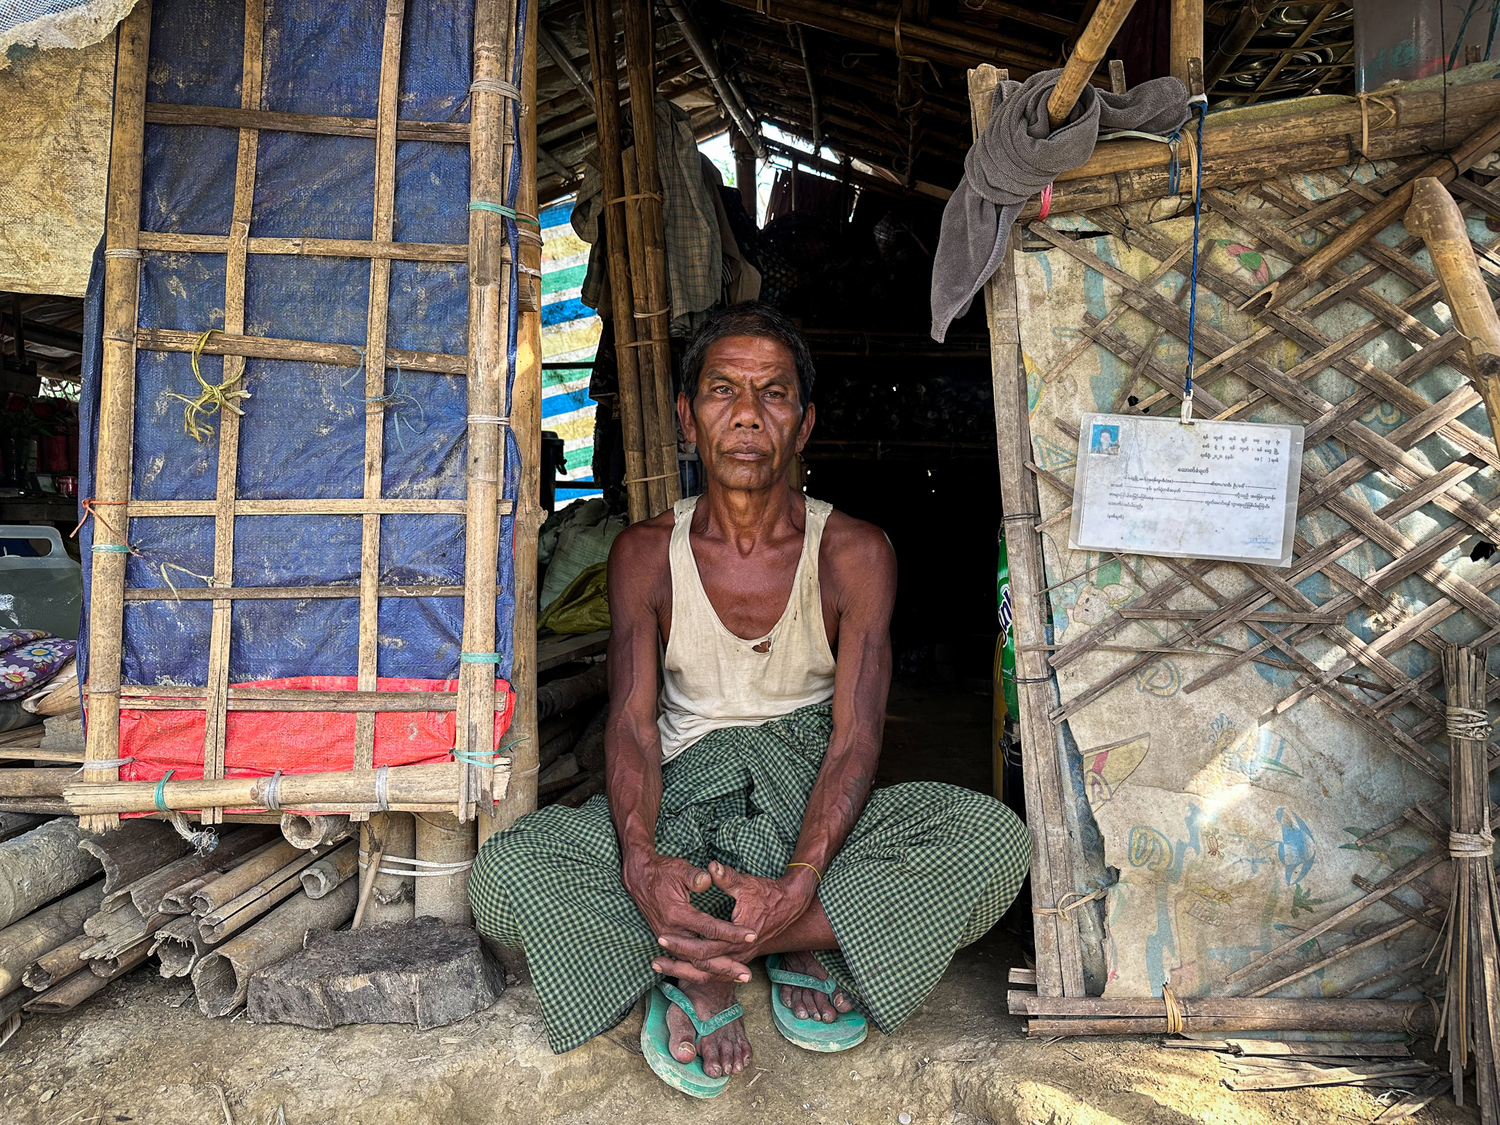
[1000,150,1500,1006]
[73,0,529,830]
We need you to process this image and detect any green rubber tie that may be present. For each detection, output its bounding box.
[92,543,132,554]
[453,748,499,768]
[468,201,541,226]
[459,652,502,663]
[154,768,176,813]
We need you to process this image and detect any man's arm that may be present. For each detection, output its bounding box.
[604,524,757,953]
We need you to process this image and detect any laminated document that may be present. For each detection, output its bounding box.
[1068,414,1304,567]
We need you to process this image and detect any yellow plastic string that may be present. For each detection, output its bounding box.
[162,329,251,443]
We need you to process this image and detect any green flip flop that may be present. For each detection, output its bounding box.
[766,953,868,1053]
[639,983,744,1098]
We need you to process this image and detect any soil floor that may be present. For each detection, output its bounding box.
[0,681,1473,1124]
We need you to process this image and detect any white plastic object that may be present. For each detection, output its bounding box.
[0,525,83,640]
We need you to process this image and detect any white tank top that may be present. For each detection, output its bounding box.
[657,494,837,763]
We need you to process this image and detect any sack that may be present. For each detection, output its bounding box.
[539,515,624,613]
[538,562,610,635]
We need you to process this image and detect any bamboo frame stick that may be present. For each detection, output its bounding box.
[123,584,463,601]
[971,64,1087,998]
[82,0,153,834]
[137,232,470,262]
[359,813,414,925]
[618,0,681,514]
[354,0,408,794]
[586,0,650,524]
[1169,0,1203,88]
[455,0,519,819]
[1047,0,1139,127]
[135,326,467,374]
[198,0,266,827]
[22,933,94,991]
[144,102,470,143]
[489,0,543,825]
[619,153,671,516]
[125,498,475,516]
[1405,177,1500,443]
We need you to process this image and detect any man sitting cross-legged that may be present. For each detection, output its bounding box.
[469,301,1032,1097]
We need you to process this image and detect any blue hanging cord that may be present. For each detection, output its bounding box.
[1182,95,1208,425]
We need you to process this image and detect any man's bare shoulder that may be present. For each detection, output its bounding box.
[820,507,896,579]
[607,508,675,589]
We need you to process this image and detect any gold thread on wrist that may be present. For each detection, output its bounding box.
[786,861,822,884]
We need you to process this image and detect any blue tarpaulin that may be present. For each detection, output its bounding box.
[78,0,523,712]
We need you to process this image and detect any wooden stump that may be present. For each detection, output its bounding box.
[0,817,102,929]
[246,918,502,1030]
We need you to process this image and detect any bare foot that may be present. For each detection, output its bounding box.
[778,951,855,1023]
[662,978,752,1078]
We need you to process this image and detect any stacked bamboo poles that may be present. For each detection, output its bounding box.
[455,0,519,821]
[586,0,652,523]
[1434,647,1500,1119]
[620,1,682,516]
[81,0,153,835]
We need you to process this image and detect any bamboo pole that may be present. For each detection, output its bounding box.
[622,0,680,511]
[485,0,543,835]
[1047,0,1140,128]
[359,812,415,925]
[22,933,94,991]
[25,942,147,1014]
[299,843,359,899]
[0,818,102,929]
[1168,0,1202,89]
[0,882,103,998]
[455,0,519,818]
[619,152,672,515]
[81,0,153,835]
[63,763,470,817]
[192,879,358,1017]
[279,813,351,849]
[187,840,303,915]
[971,63,1087,998]
[152,915,209,979]
[1404,177,1500,442]
[413,813,475,924]
[1008,991,1439,1033]
[198,843,342,943]
[1244,111,1500,314]
[585,0,651,523]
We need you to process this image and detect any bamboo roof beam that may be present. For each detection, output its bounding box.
[952,0,1073,38]
[537,17,594,108]
[664,0,765,158]
[1048,0,1140,127]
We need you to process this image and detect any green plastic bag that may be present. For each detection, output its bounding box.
[538,561,610,635]
[996,530,1018,720]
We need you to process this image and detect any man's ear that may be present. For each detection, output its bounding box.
[677,391,697,445]
[796,401,816,452]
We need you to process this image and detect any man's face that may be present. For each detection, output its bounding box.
[678,334,816,494]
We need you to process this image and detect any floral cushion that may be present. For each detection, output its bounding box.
[0,629,77,701]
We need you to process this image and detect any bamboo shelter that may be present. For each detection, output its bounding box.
[974,50,1500,1112]
[66,0,542,830]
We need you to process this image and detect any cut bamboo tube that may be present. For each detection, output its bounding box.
[0,768,71,798]
[1008,992,1438,1035]
[0,818,102,929]
[63,761,474,816]
[413,814,475,924]
[25,942,148,1014]
[299,843,359,899]
[81,0,154,835]
[1244,111,1500,313]
[279,813,351,850]
[360,813,414,925]
[197,843,340,944]
[188,840,302,915]
[22,933,93,991]
[0,882,103,998]
[455,0,519,819]
[621,0,681,513]
[585,0,651,524]
[151,915,208,979]
[1405,177,1500,442]
[1047,0,1139,127]
[971,63,1087,999]
[193,878,358,1017]
[1169,0,1202,89]
[94,826,272,923]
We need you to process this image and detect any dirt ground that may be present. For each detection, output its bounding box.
[0,681,1473,1124]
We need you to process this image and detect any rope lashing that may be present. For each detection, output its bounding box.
[1161,983,1186,1035]
[466,414,510,426]
[468,200,541,226]
[154,769,176,813]
[71,497,129,539]
[631,307,670,319]
[104,247,143,259]
[90,543,135,555]
[623,472,674,485]
[166,810,218,855]
[159,562,216,603]
[1181,95,1209,426]
[374,765,390,812]
[1037,182,1054,221]
[606,192,664,205]
[452,748,505,769]
[262,769,283,812]
[1449,830,1495,859]
[1355,92,1398,157]
[1445,705,1492,740]
[469,77,521,101]
[162,329,251,443]
[1032,887,1107,916]
[364,365,427,452]
[358,850,474,877]
[70,756,135,776]
[459,652,503,663]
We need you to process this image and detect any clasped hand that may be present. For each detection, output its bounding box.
[624,853,816,985]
